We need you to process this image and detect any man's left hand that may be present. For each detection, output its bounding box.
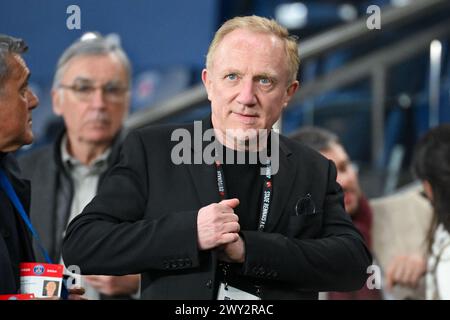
[218,236,245,263]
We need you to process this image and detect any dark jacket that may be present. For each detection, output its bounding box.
[62,118,372,300]
[328,196,382,300]
[0,153,35,294]
[17,130,123,263]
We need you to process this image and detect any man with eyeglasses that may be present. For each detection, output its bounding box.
[18,33,140,299]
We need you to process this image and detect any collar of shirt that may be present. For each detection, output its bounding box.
[60,135,111,177]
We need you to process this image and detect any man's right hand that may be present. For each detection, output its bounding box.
[197,198,240,250]
[385,253,427,290]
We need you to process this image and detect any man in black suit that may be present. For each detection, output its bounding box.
[0,34,39,293]
[63,16,371,299]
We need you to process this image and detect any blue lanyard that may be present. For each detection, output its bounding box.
[0,168,69,299]
[0,167,52,263]
[0,167,70,298]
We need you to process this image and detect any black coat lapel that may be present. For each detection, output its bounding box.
[30,150,58,261]
[264,137,297,233]
[187,163,220,208]
[2,154,36,262]
[9,174,35,262]
[186,117,220,207]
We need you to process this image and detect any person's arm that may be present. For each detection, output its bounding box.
[222,160,371,292]
[385,253,427,290]
[62,130,200,275]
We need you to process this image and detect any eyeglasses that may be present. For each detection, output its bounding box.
[58,82,129,103]
[336,161,359,175]
[0,35,28,52]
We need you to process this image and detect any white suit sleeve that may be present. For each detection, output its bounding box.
[436,246,450,299]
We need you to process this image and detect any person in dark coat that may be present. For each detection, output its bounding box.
[0,34,39,294]
[0,34,84,299]
[63,16,371,300]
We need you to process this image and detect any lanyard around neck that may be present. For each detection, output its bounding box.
[214,160,272,232]
[0,167,52,263]
[0,167,71,298]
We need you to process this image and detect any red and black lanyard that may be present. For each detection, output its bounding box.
[214,160,272,297]
[214,160,272,232]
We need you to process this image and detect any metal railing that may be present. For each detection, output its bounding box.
[125,0,450,167]
[292,20,450,165]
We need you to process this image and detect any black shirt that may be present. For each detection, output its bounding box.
[217,145,266,294]
[222,147,264,231]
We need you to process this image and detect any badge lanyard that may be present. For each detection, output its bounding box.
[214,160,272,296]
[0,167,69,298]
[215,160,272,232]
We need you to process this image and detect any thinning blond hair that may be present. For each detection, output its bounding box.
[206,15,300,83]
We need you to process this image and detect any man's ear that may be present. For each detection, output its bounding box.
[51,89,63,116]
[201,69,212,101]
[283,80,299,109]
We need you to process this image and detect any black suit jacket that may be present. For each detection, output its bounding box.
[0,153,35,294]
[62,118,371,299]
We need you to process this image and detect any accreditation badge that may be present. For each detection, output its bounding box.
[216,282,261,300]
[20,262,64,298]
